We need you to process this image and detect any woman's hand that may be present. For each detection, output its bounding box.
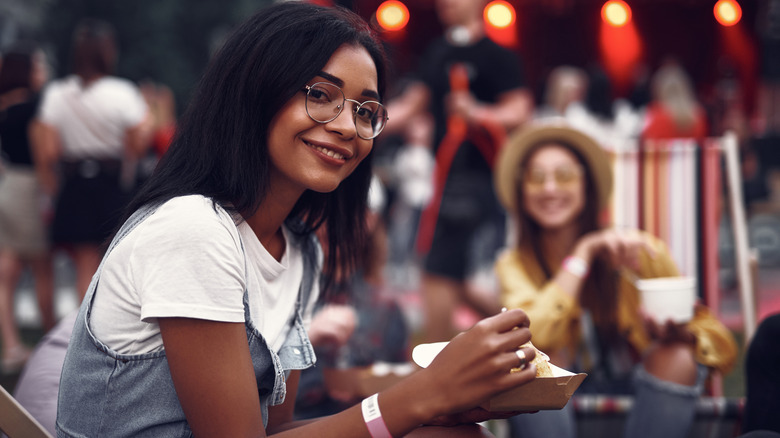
[576,228,656,271]
[403,308,538,422]
[641,304,698,345]
[445,90,478,122]
[307,304,357,347]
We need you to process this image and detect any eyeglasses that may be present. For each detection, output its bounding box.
[522,166,583,191]
[302,82,388,140]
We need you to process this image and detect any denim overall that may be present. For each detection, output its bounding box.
[56,202,318,437]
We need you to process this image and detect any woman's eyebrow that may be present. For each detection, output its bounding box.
[318,71,380,100]
[318,71,343,87]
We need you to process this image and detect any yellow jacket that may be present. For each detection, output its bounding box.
[495,234,738,375]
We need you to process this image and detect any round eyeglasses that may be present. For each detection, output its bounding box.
[522,165,584,192]
[303,82,388,140]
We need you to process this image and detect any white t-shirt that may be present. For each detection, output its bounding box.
[38,75,147,159]
[91,195,319,354]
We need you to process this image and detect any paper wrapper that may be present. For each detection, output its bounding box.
[412,342,587,411]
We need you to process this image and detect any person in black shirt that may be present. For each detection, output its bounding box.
[385,0,534,342]
[0,43,55,374]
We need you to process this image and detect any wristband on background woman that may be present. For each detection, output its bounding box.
[562,256,589,279]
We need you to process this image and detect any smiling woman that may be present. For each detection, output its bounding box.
[493,119,738,438]
[53,2,541,437]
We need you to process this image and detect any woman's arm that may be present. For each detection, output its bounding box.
[496,251,580,353]
[163,310,537,437]
[448,88,534,132]
[160,317,265,438]
[28,120,60,196]
[498,229,660,352]
[383,81,431,137]
[124,112,155,160]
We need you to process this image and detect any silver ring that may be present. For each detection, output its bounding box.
[515,349,527,369]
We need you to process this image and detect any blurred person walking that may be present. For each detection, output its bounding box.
[493,120,737,438]
[641,61,708,140]
[385,0,534,342]
[534,65,587,120]
[0,42,55,373]
[32,18,151,302]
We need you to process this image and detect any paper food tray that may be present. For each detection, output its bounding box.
[412,342,586,411]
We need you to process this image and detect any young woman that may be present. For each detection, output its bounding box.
[56,3,538,437]
[492,120,738,438]
[33,18,151,302]
[0,43,55,372]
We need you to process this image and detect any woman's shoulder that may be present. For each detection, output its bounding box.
[496,247,522,264]
[144,195,239,239]
[39,76,75,98]
[91,76,144,100]
[494,247,533,275]
[96,76,140,89]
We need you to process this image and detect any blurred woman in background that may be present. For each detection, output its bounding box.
[0,42,54,373]
[494,120,737,438]
[641,61,708,140]
[33,18,150,301]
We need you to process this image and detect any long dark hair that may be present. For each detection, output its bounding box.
[514,141,620,339]
[0,45,33,94]
[122,2,388,290]
[70,18,117,82]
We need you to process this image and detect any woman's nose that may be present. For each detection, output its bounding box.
[325,103,357,138]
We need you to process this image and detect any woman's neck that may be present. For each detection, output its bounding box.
[77,73,106,88]
[244,179,304,262]
[539,224,580,265]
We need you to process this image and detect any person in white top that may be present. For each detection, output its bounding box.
[32,18,151,302]
[57,3,540,437]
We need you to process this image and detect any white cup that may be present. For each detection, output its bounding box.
[635,276,697,323]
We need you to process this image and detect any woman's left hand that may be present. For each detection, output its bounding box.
[642,308,696,345]
[583,228,656,272]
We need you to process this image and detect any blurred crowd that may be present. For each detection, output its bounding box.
[1,0,780,437]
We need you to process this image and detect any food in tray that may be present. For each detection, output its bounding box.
[512,341,552,377]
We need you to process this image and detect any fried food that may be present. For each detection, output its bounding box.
[512,341,553,377]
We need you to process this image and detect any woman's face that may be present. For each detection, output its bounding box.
[267,44,377,197]
[436,0,484,27]
[521,143,586,231]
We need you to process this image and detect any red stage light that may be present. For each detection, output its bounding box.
[601,1,632,27]
[714,0,742,26]
[376,1,410,32]
[484,1,516,29]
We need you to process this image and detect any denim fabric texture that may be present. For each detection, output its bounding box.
[507,363,707,438]
[622,363,707,438]
[56,201,318,437]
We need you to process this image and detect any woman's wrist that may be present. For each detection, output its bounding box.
[572,233,597,262]
[374,374,439,436]
[362,394,392,438]
[562,255,589,279]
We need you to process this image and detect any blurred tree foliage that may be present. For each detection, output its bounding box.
[36,0,273,114]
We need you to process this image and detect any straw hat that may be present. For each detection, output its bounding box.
[494,119,613,213]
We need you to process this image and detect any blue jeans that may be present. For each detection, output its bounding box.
[508,363,707,438]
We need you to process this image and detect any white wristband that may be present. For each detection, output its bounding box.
[361,393,392,438]
[562,256,589,279]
